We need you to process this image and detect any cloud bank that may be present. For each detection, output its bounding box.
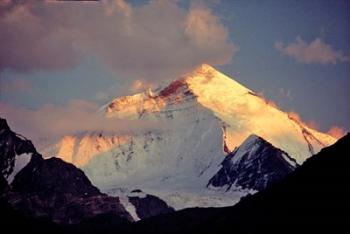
[275,37,350,65]
[0,0,236,81]
[327,126,346,139]
[0,100,169,145]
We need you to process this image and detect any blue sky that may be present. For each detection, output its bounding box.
[216,0,350,132]
[0,0,349,134]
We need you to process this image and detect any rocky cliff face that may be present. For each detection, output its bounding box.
[7,157,133,224]
[0,118,38,183]
[0,118,131,224]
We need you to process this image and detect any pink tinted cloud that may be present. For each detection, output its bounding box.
[327,126,346,139]
[0,2,80,72]
[275,37,350,65]
[0,0,236,82]
[288,111,318,130]
[0,100,169,145]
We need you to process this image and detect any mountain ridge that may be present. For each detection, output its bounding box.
[207,134,298,191]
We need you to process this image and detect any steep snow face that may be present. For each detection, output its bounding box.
[82,101,225,192]
[184,64,336,163]
[41,133,132,167]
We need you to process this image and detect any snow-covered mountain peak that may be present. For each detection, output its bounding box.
[228,134,297,167]
[236,134,264,150]
[183,65,335,163]
[47,64,336,167]
[40,64,337,209]
[185,63,251,95]
[224,134,266,166]
[104,64,251,120]
[208,134,298,191]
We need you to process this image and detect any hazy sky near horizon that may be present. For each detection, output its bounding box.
[0,0,349,137]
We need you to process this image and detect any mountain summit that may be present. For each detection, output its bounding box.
[41,64,336,209]
[105,64,335,162]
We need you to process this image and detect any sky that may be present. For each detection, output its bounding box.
[0,0,349,141]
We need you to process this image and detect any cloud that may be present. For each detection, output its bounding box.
[305,121,319,131]
[0,1,81,72]
[93,78,156,102]
[130,79,155,93]
[275,37,350,64]
[2,78,33,93]
[288,111,347,139]
[327,126,346,139]
[0,100,169,145]
[279,88,292,100]
[0,0,236,82]
[287,111,319,130]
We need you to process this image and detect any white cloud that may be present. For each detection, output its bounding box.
[275,37,350,65]
[0,100,169,145]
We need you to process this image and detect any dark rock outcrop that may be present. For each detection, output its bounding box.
[6,157,132,224]
[0,174,8,194]
[0,118,39,180]
[128,190,175,219]
[0,117,133,224]
[11,157,100,196]
[208,134,298,191]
